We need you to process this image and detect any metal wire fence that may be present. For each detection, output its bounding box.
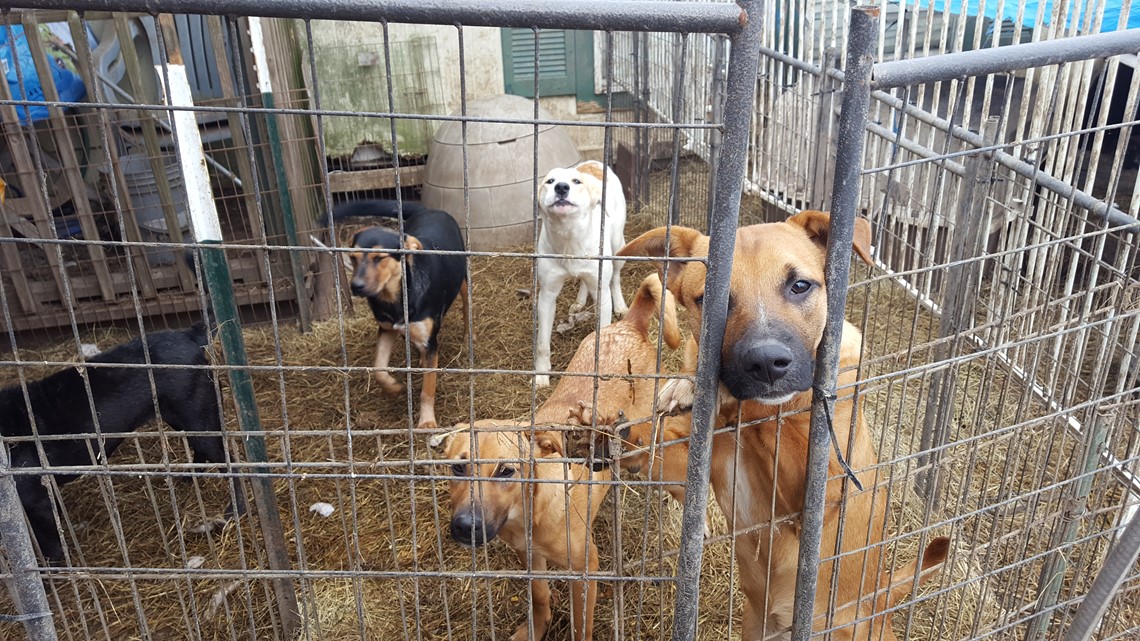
[0,1,1137,641]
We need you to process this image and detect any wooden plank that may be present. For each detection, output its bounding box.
[23,14,116,301]
[114,14,196,290]
[327,165,425,193]
[2,276,294,333]
[0,211,37,313]
[0,52,71,307]
[67,13,157,298]
[15,252,262,301]
[261,17,317,330]
[206,16,270,285]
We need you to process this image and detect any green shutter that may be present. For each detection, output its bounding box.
[502,28,577,97]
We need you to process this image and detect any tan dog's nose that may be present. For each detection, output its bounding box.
[451,507,493,546]
[743,342,794,384]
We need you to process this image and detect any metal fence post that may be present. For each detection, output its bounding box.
[917,116,999,508]
[808,48,839,211]
[1027,408,1115,641]
[789,6,878,641]
[248,16,312,333]
[0,445,57,641]
[156,15,300,636]
[669,1,763,640]
[705,33,728,229]
[1061,503,1140,641]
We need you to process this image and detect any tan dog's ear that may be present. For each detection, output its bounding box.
[534,432,563,457]
[402,235,422,266]
[618,226,706,297]
[785,210,874,265]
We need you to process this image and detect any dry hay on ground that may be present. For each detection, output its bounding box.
[2,162,1136,640]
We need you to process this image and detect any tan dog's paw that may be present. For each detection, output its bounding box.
[656,378,695,415]
[534,374,551,388]
[567,400,617,427]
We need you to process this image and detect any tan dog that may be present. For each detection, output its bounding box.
[436,273,679,641]
[438,420,605,641]
[619,211,950,641]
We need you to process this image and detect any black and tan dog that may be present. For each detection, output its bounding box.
[0,324,242,565]
[335,200,470,429]
[620,212,949,641]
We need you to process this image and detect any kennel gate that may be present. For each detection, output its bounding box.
[0,1,765,641]
[2,1,1140,641]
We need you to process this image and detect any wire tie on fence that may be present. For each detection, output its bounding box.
[0,611,53,623]
[813,385,863,492]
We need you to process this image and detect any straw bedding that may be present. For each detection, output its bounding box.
[1,161,1135,640]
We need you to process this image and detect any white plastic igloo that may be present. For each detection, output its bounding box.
[421,95,580,251]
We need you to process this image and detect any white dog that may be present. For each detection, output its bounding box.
[534,160,628,387]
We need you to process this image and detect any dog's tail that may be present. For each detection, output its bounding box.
[876,536,951,611]
[624,273,681,349]
[331,199,430,224]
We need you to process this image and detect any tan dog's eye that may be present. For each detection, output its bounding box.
[451,463,467,476]
[545,178,555,184]
[372,255,382,264]
[496,466,516,478]
[692,293,704,307]
[790,279,813,295]
[572,178,581,184]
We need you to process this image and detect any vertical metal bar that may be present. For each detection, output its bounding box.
[1026,408,1115,641]
[247,17,312,333]
[155,15,299,636]
[1061,504,1140,641]
[917,116,998,508]
[0,445,57,641]
[705,33,727,232]
[789,6,878,641]
[808,48,838,211]
[667,33,688,226]
[669,2,764,640]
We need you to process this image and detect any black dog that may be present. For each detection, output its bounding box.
[0,323,242,564]
[334,200,469,429]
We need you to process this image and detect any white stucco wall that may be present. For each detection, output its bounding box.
[306,21,607,159]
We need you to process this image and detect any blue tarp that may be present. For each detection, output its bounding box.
[910,0,1140,31]
[0,25,87,125]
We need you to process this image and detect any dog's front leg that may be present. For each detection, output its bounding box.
[580,269,612,329]
[373,329,404,394]
[569,281,589,315]
[512,550,551,641]
[417,346,439,429]
[609,255,628,317]
[534,275,563,388]
[16,473,65,565]
[566,541,598,641]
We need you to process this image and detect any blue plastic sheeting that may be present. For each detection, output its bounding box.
[906,0,1140,32]
[1,25,87,125]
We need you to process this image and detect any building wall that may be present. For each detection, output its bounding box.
[306,21,607,161]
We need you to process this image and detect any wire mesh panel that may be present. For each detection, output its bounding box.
[0,3,748,640]
[744,4,1140,641]
[2,2,1139,641]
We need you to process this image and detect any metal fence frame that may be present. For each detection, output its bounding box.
[2,1,1139,641]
